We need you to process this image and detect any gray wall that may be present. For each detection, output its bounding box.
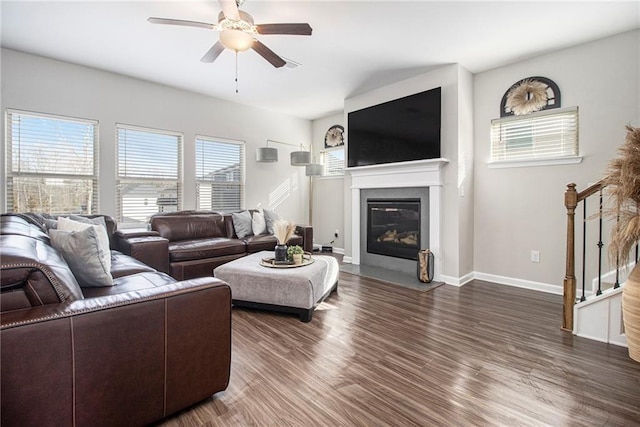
[310,112,345,250]
[0,48,312,224]
[312,29,639,290]
[472,30,640,289]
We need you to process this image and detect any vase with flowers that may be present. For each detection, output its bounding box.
[273,219,296,263]
[603,126,640,361]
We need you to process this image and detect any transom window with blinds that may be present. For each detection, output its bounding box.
[196,136,245,212]
[6,109,99,214]
[322,147,345,176]
[116,124,182,228]
[490,106,579,165]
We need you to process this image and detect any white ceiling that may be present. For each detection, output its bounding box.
[1,1,639,120]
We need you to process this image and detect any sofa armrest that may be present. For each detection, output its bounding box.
[1,277,231,426]
[296,224,314,253]
[113,230,169,273]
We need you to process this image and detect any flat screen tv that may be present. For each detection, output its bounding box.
[347,87,441,167]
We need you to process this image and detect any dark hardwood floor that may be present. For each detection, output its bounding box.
[159,270,640,426]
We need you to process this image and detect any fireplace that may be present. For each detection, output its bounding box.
[348,158,448,281]
[367,199,420,260]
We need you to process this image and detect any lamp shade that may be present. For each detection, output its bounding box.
[305,163,323,176]
[290,150,312,166]
[220,29,254,52]
[256,147,278,162]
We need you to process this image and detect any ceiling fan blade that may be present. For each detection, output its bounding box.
[148,17,215,30]
[252,40,286,68]
[201,41,226,63]
[256,23,312,36]
[218,0,240,21]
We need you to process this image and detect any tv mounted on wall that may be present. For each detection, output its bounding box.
[347,87,441,168]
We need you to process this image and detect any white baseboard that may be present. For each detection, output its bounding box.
[440,272,474,287]
[473,272,562,295]
[332,247,345,255]
[335,260,562,295]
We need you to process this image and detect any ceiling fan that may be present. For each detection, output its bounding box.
[148,0,312,68]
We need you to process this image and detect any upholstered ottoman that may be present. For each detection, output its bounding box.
[213,251,338,322]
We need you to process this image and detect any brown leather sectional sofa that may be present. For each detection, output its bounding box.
[0,213,232,426]
[119,211,313,281]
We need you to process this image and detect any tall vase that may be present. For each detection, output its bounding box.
[274,244,287,262]
[622,264,640,362]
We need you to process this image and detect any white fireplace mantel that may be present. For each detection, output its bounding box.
[348,158,449,281]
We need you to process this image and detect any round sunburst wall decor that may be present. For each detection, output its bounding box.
[505,79,548,116]
[500,76,561,117]
[324,125,344,148]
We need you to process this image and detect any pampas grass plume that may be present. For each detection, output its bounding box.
[604,125,640,266]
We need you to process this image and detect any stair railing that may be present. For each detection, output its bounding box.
[563,181,606,331]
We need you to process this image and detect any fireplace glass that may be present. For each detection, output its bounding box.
[367,199,420,260]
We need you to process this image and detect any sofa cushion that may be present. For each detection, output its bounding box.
[50,227,114,287]
[110,251,157,279]
[1,214,51,243]
[244,233,303,254]
[81,271,177,298]
[168,238,246,262]
[152,214,229,242]
[231,211,253,239]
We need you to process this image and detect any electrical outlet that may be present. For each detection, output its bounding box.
[531,250,540,263]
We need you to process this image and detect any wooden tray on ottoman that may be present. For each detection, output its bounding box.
[260,254,314,268]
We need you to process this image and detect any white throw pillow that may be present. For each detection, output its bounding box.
[252,209,267,235]
[58,216,111,273]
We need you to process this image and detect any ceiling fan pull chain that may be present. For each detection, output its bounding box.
[235,51,239,94]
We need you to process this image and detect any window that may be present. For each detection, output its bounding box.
[196,136,245,211]
[490,106,579,165]
[322,147,345,176]
[116,124,182,227]
[6,109,98,214]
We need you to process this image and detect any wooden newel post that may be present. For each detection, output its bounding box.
[563,183,578,331]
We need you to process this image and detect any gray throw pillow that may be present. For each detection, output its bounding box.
[232,210,253,239]
[58,216,111,273]
[50,227,114,287]
[69,215,108,231]
[263,209,279,235]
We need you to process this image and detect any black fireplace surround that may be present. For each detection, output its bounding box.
[366,198,420,260]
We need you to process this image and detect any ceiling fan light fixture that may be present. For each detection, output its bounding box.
[220,29,253,51]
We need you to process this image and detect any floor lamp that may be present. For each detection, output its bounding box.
[305,163,323,226]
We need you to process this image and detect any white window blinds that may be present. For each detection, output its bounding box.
[116,124,182,227]
[322,147,345,176]
[6,109,98,214]
[490,106,579,163]
[196,136,245,212]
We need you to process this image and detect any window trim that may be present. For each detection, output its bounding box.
[5,108,99,213]
[488,155,583,169]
